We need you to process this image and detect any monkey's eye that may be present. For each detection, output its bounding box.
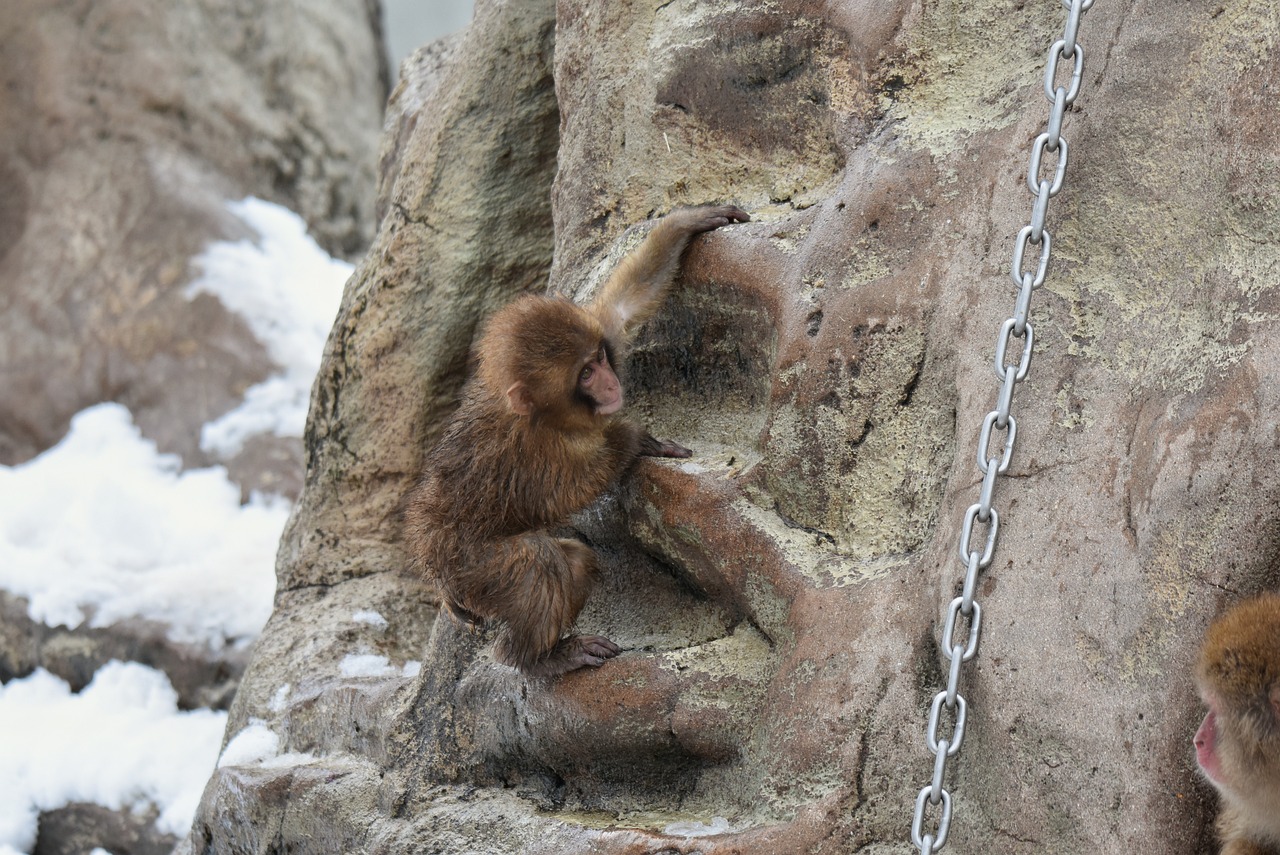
[579,364,594,383]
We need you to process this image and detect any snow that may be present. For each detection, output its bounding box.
[186,197,352,456]
[339,654,421,679]
[269,683,292,713]
[0,196,349,854]
[663,816,734,837]
[218,721,316,770]
[0,402,287,649]
[339,653,396,678]
[0,663,227,853]
[352,609,389,629]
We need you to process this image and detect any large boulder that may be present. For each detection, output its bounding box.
[0,0,386,474]
[187,0,1280,852]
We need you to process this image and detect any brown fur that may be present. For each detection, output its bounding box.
[405,205,749,677]
[1194,592,1280,855]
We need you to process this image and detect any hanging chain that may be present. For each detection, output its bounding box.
[910,1,1094,851]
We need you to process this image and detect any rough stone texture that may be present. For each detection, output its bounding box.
[0,591,243,711]
[0,0,386,473]
[34,803,174,855]
[187,0,1280,853]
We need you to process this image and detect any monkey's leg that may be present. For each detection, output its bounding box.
[489,534,620,677]
[526,539,622,676]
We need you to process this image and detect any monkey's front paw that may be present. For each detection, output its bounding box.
[701,204,747,231]
[658,441,693,459]
[677,204,751,233]
[640,435,692,458]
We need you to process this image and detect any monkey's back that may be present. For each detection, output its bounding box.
[404,385,628,617]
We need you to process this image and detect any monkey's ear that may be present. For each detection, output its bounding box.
[506,382,534,416]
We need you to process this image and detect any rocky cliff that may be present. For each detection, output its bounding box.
[186,0,1280,851]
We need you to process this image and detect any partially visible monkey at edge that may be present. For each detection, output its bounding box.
[1194,591,1280,855]
[404,204,750,678]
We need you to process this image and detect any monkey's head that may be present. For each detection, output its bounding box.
[1193,593,1280,805]
[477,295,623,427]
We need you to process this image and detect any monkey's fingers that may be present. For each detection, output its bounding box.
[639,433,692,458]
[653,439,693,459]
[713,205,751,225]
[674,204,751,234]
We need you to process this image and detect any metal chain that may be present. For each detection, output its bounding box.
[910,1,1094,851]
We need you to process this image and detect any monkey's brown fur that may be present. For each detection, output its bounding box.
[1194,592,1280,855]
[405,205,749,678]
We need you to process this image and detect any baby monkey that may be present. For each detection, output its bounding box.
[1194,591,1280,854]
[405,204,749,678]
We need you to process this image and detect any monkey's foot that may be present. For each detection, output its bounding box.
[526,634,621,678]
[564,634,622,667]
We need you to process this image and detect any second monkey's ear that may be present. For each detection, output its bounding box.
[506,382,534,416]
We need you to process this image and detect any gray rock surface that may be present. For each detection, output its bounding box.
[33,803,173,855]
[0,591,242,711]
[187,0,1280,852]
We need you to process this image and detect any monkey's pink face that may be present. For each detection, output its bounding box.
[1194,704,1225,786]
[579,346,622,415]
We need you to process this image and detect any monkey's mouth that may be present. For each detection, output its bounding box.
[594,394,623,416]
[1194,708,1223,785]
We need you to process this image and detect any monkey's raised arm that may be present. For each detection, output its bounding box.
[590,204,748,355]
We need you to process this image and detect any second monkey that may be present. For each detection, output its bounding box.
[405,204,750,678]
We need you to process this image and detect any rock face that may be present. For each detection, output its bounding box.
[189,0,1280,852]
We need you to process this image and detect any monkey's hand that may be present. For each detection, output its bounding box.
[640,433,692,458]
[670,204,751,235]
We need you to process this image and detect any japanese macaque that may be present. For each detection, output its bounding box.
[405,204,749,678]
[1194,592,1280,855]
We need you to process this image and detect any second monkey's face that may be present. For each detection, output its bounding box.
[1193,700,1228,788]
[577,344,622,415]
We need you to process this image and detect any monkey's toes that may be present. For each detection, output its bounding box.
[578,635,621,658]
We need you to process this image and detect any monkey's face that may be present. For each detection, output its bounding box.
[1194,683,1280,827]
[1194,700,1227,788]
[577,345,622,415]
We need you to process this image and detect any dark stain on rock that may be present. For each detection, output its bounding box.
[654,11,846,166]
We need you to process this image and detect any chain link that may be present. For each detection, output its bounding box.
[910,1,1094,850]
